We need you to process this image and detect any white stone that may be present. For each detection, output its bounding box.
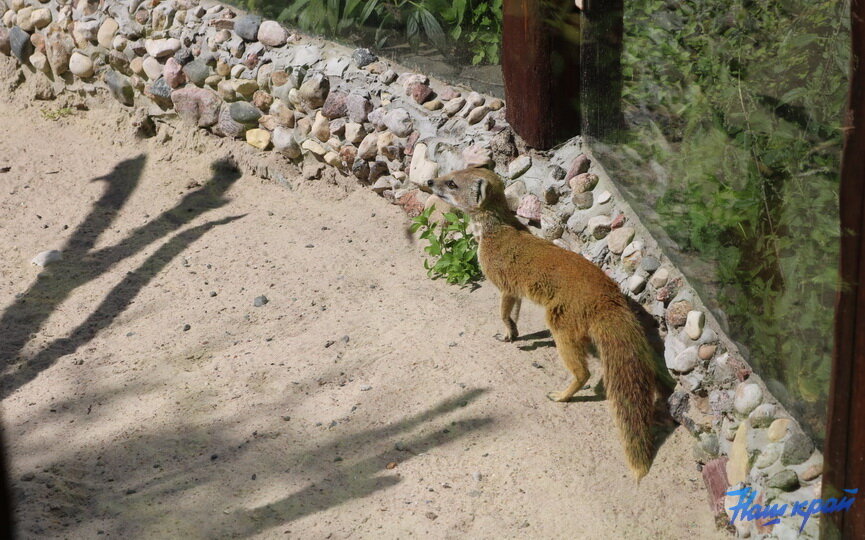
[667,346,698,373]
[31,250,62,267]
[68,51,94,78]
[29,52,48,72]
[144,38,181,59]
[97,17,119,48]
[142,57,163,80]
[649,267,669,288]
[597,190,612,204]
[684,310,705,340]
[344,122,364,144]
[586,215,612,239]
[733,383,763,415]
[30,7,51,29]
[508,155,531,178]
[628,274,646,294]
[272,127,300,158]
[408,143,438,187]
[504,181,526,211]
[258,21,288,47]
[301,138,327,156]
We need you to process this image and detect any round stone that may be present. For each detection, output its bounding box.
[68,51,94,78]
[768,418,791,442]
[257,20,287,47]
[733,383,763,415]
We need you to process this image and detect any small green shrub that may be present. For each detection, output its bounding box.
[410,206,482,285]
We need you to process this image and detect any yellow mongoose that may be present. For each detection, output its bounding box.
[426,167,668,480]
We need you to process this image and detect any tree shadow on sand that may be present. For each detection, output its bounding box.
[210,388,493,538]
[0,155,244,399]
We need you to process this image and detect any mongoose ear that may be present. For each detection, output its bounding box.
[475,177,488,205]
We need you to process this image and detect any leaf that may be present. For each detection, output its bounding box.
[418,8,448,50]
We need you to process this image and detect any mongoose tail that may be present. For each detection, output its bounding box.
[590,307,658,481]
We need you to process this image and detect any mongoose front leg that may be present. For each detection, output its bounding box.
[495,294,521,342]
[546,332,591,402]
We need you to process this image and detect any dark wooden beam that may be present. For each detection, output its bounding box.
[501,0,581,149]
[823,0,865,538]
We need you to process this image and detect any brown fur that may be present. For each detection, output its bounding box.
[427,168,664,480]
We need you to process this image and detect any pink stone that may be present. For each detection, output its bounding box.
[406,81,433,104]
[171,87,222,127]
[462,145,493,168]
[516,194,542,222]
[565,153,591,182]
[163,57,186,88]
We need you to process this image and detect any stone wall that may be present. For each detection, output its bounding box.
[0,0,825,537]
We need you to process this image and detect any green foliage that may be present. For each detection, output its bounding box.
[40,107,75,120]
[617,0,848,438]
[409,206,482,286]
[226,0,502,65]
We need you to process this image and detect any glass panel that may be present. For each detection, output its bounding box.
[588,0,849,443]
[224,0,505,96]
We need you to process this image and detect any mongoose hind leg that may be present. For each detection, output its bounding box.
[546,332,591,402]
[495,294,522,342]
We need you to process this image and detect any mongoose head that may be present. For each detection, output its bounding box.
[425,168,507,214]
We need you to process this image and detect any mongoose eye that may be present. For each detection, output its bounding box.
[446,180,458,189]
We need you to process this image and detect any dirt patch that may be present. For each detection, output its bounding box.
[0,81,726,538]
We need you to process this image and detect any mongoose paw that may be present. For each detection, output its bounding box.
[493,332,513,343]
[546,391,572,403]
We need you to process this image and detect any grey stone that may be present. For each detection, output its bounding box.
[767,470,799,491]
[183,59,210,86]
[640,256,660,273]
[748,403,777,428]
[379,69,397,84]
[253,294,269,307]
[346,93,372,123]
[9,26,33,64]
[144,77,173,106]
[298,71,329,109]
[229,101,262,125]
[383,108,413,137]
[324,56,349,77]
[105,70,134,106]
[292,45,322,67]
[781,432,815,466]
[273,127,301,158]
[667,346,698,373]
[173,48,194,66]
[213,103,247,138]
[352,47,377,68]
[235,15,262,42]
[755,443,781,468]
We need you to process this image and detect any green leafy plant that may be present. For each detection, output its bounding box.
[227,0,502,65]
[409,206,482,285]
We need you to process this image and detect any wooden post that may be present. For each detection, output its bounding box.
[822,0,865,538]
[501,0,581,149]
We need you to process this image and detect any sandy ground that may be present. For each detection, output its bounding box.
[0,81,728,539]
